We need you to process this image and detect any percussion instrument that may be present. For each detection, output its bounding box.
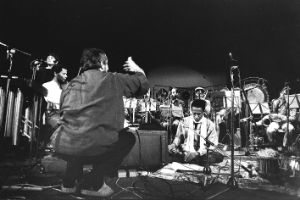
[0,77,46,146]
[243,77,269,104]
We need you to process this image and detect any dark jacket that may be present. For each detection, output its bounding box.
[50,68,149,156]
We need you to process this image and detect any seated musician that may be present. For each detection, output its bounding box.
[255,86,297,147]
[35,53,60,84]
[162,87,185,142]
[168,99,223,165]
[123,96,138,125]
[137,89,157,123]
[193,87,211,116]
[42,64,68,142]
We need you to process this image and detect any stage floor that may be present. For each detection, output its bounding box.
[0,151,300,200]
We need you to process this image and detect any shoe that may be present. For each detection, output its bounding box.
[61,185,77,194]
[81,182,114,197]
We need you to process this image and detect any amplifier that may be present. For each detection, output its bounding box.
[121,129,169,169]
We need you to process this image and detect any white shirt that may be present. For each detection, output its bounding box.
[43,80,62,110]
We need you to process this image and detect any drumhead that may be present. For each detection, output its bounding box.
[243,77,269,103]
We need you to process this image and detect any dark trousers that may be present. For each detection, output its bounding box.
[170,151,224,166]
[58,129,136,189]
[40,110,60,144]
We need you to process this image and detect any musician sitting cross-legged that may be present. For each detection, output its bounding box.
[168,99,223,165]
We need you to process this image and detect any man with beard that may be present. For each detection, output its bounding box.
[42,64,68,141]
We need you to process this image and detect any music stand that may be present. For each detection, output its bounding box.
[285,94,300,109]
[224,90,242,112]
[248,102,270,148]
[124,98,138,125]
[249,102,270,115]
[218,90,241,147]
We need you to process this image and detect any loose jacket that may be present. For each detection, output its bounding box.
[50,68,149,156]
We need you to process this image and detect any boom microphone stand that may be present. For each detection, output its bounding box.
[0,41,31,133]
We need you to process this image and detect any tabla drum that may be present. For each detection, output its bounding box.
[243,77,269,104]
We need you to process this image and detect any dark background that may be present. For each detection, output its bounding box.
[0,0,300,99]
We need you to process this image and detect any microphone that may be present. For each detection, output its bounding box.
[33,60,42,65]
[30,59,47,70]
[31,59,48,65]
[6,48,16,59]
[229,52,237,61]
[229,52,233,60]
[231,66,238,70]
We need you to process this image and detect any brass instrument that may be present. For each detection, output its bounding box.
[262,116,271,127]
[260,113,287,127]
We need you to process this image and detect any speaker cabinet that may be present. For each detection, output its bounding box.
[121,129,168,169]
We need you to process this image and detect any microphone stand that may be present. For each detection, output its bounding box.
[0,49,16,134]
[227,67,238,188]
[284,82,290,147]
[236,69,259,153]
[197,133,252,175]
[0,42,31,139]
[168,94,173,144]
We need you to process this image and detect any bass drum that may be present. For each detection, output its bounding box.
[243,77,269,104]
